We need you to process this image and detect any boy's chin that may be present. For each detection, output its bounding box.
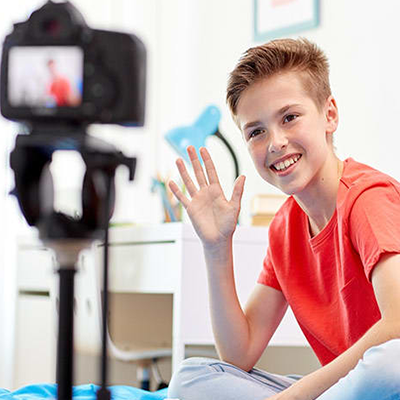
[270,181,305,197]
[262,169,305,195]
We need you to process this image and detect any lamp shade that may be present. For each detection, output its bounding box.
[164,105,221,163]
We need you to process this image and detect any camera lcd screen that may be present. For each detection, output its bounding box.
[8,46,83,108]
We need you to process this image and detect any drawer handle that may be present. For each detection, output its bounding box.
[18,289,50,297]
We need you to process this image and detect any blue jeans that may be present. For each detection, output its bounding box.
[167,339,400,400]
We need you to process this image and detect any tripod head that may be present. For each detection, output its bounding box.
[10,125,136,242]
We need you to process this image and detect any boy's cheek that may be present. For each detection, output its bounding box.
[248,147,265,166]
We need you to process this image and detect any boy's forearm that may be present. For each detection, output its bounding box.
[281,318,400,400]
[203,240,253,368]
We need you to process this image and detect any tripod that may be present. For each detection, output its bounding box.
[10,128,136,400]
[50,239,93,400]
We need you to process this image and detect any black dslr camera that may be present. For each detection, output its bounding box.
[1,0,146,125]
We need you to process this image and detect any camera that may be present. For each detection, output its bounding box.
[0,0,146,126]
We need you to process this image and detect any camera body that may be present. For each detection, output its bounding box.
[0,0,146,127]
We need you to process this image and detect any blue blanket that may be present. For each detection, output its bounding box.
[0,384,168,400]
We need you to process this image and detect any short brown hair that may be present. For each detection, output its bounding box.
[226,38,331,118]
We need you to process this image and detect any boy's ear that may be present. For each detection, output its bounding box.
[325,95,339,135]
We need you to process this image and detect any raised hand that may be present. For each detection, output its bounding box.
[168,145,245,249]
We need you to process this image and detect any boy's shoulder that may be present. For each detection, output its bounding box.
[339,158,400,206]
[340,158,399,188]
[337,158,400,220]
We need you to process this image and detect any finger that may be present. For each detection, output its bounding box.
[200,147,221,185]
[176,158,198,197]
[168,180,190,209]
[230,175,246,207]
[187,146,208,188]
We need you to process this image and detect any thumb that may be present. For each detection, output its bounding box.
[230,175,246,207]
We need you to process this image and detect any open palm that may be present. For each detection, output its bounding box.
[169,146,245,247]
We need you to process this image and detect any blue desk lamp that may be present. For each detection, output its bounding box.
[165,105,240,179]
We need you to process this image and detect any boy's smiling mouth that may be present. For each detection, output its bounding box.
[270,154,302,173]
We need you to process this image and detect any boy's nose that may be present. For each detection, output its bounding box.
[268,129,288,153]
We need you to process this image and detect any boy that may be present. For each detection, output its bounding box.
[167,38,400,399]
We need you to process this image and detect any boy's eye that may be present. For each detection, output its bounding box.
[248,128,265,140]
[283,114,298,124]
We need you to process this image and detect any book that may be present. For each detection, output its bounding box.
[251,214,276,226]
[251,194,288,215]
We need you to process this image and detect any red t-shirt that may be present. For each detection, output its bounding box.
[258,158,400,365]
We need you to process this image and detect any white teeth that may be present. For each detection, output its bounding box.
[273,155,300,171]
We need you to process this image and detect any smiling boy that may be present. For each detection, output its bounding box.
[167,38,400,400]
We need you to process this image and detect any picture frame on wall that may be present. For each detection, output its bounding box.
[254,0,320,42]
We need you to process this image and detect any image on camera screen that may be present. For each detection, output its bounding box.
[8,46,83,108]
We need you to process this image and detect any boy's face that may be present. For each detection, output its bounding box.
[235,71,338,196]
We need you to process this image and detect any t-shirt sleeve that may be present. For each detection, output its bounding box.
[257,245,282,291]
[349,182,400,281]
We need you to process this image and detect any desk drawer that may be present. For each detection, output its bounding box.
[103,242,180,293]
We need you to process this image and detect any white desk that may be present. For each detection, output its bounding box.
[15,223,308,386]
[88,223,308,372]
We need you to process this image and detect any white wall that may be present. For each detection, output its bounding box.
[155,0,400,221]
[2,0,400,389]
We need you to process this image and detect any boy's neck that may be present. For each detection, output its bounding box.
[294,155,343,238]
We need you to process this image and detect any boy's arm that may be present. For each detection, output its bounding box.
[169,146,288,370]
[266,252,400,400]
[207,273,288,370]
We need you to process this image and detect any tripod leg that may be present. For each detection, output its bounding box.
[137,366,150,391]
[56,268,76,400]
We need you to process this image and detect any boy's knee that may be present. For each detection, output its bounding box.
[353,339,400,391]
[167,357,219,399]
[321,340,400,399]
